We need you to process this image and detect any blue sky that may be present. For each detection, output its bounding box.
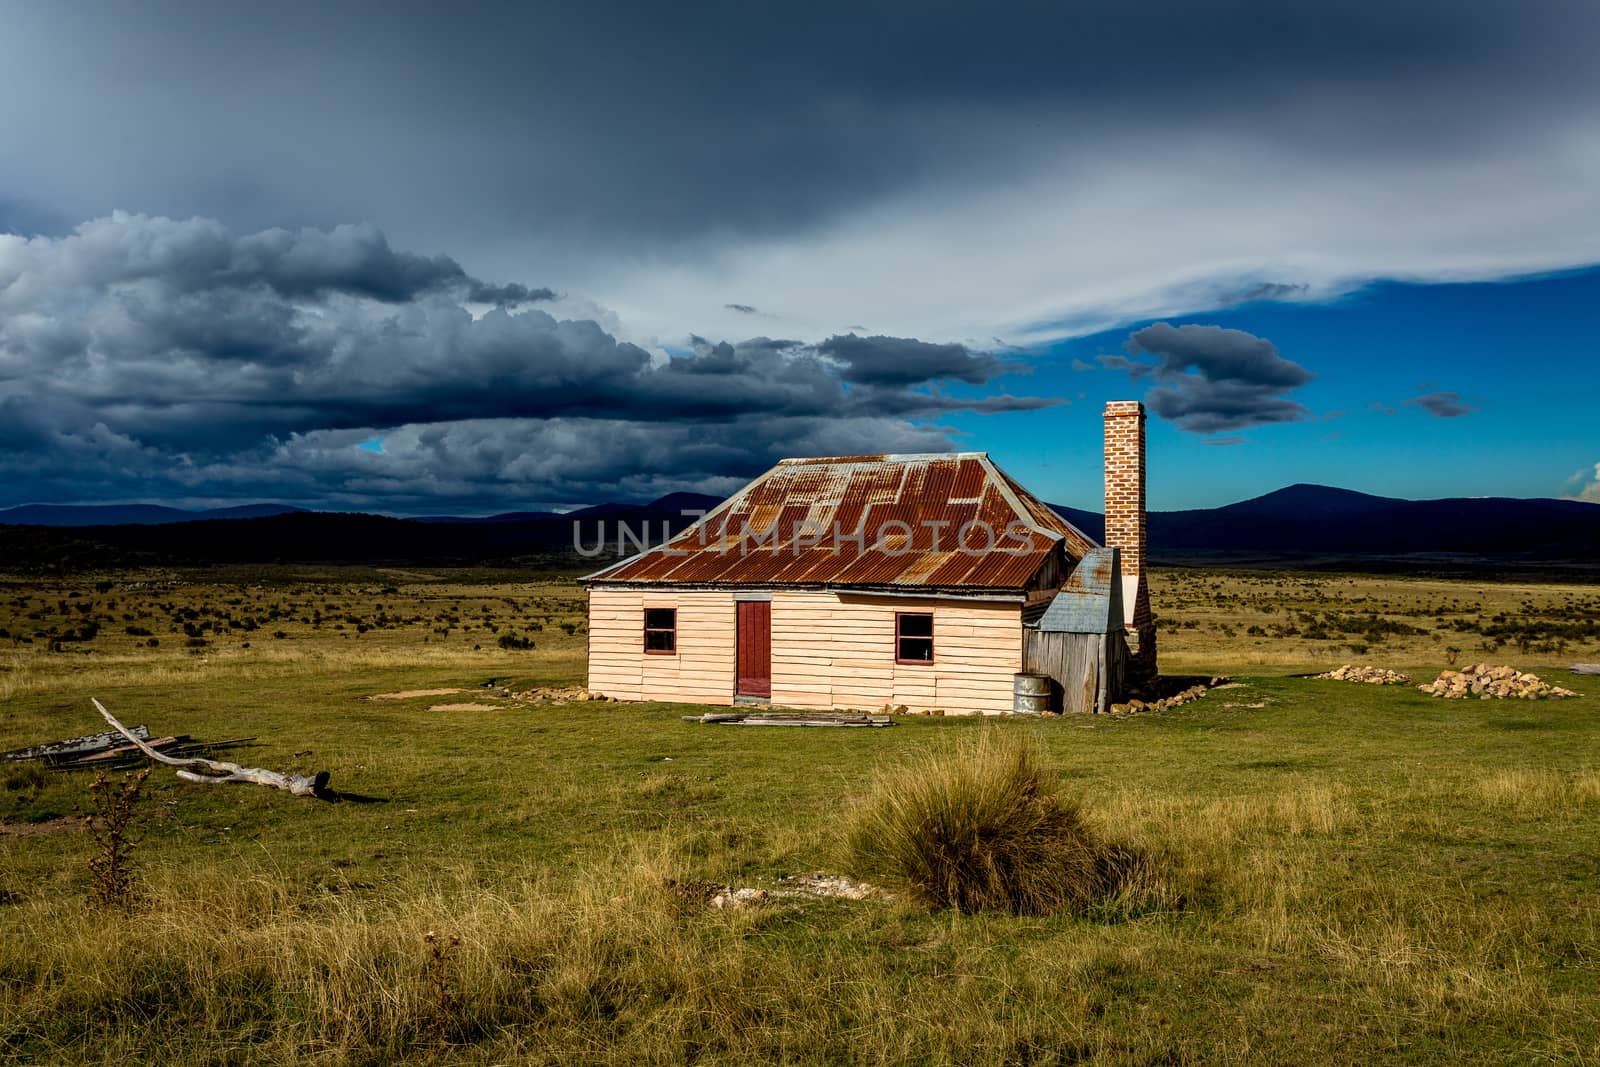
[1,2,1598,515]
[972,268,1600,510]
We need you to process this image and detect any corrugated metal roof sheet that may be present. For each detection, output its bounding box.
[582,452,1099,591]
[1031,547,1124,633]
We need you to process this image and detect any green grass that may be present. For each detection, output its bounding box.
[0,567,1598,1064]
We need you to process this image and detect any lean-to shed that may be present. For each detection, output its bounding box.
[580,401,1156,714]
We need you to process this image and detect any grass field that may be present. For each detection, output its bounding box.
[2,565,1599,1065]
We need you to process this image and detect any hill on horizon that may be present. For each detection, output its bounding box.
[0,484,1594,571]
[0,502,308,527]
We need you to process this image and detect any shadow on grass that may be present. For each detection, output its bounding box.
[318,788,389,804]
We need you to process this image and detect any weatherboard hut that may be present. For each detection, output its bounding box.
[579,400,1156,714]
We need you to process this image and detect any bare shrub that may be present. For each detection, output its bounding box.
[423,930,462,1045]
[84,767,151,910]
[843,731,1108,915]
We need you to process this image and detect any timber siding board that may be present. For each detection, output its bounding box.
[769,591,1021,715]
[587,589,738,706]
[587,587,1023,714]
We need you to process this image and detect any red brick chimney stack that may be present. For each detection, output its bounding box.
[1104,400,1156,677]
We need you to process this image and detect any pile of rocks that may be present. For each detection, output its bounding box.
[1315,665,1412,685]
[1418,664,1579,700]
[508,686,618,703]
[1110,676,1229,715]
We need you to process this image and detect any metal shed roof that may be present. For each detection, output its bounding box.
[581,452,1098,591]
[1030,547,1124,634]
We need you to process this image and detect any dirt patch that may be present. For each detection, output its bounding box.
[368,688,467,700]
[428,702,507,712]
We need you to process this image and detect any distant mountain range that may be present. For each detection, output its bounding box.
[0,485,1595,570]
[0,502,309,526]
[1048,484,1600,560]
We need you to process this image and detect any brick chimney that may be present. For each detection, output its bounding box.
[1104,400,1155,677]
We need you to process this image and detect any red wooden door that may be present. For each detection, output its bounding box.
[736,601,771,697]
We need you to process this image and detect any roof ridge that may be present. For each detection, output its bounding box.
[777,451,986,464]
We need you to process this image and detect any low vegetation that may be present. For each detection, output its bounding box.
[845,731,1117,916]
[0,565,1597,1064]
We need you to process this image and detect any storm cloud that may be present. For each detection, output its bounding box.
[817,334,1018,387]
[1106,323,1315,434]
[0,213,1045,509]
[3,2,1598,344]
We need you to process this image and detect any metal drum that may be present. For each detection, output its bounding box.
[1012,673,1051,715]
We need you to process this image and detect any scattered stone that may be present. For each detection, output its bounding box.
[1316,665,1412,685]
[507,686,618,703]
[1417,663,1579,700]
[1109,677,1227,715]
[710,887,769,908]
[775,873,880,900]
[673,873,884,910]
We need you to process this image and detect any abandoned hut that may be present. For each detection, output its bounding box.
[580,400,1156,714]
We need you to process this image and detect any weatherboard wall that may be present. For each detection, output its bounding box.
[586,588,738,705]
[768,591,1022,715]
[585,586,1023,714]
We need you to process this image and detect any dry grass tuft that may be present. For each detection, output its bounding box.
[843,730,1117,916]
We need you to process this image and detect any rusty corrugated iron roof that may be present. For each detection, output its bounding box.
[581,453,1098,591]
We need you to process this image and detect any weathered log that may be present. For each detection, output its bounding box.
[91,698,330,798]
[1570,664,1600,676]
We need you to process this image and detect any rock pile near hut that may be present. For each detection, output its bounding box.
[1110,676,1229,715]
[1316,665,1412,685]
[509,686,618,703]
[1418,664,1579,700]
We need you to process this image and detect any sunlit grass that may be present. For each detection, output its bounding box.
[1,565,1598,1063]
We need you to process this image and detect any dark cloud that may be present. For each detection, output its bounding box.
[0,414,957,514]
[724,303,758,314]
[8,1,1592,272]
[817,333,1018,387]
[1203,436,1248,447]
[1107,323,1315,434]
[1406,390,1477,417]
[0,213,548,307]
[0,213,1051,509]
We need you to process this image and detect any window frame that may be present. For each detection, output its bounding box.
[643,607,677,655]
[894,611,935,665]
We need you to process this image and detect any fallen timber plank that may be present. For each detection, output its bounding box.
[56,735,259,769]
[65,736,185,765]
[727,718,894,727]
[683,711,894,727]
[2,726,152,763]
[1571,664,1600,676]
[3,726,157,767]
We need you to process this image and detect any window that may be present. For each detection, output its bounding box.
[644,608,676,654]
[896,612,933,663]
